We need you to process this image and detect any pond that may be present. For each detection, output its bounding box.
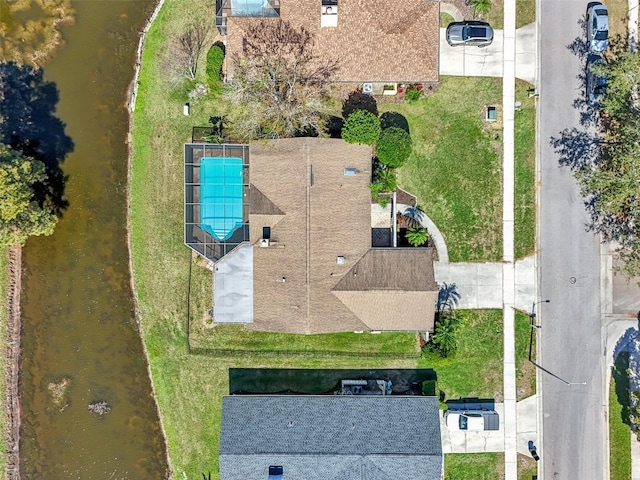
[15,1,169,478]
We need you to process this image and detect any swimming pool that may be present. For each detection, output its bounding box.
[200,156,244,241]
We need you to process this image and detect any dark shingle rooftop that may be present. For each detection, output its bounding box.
[219,395,443,480]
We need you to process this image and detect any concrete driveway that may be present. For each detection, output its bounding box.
[440,23,536,83]
[441,396,539,455]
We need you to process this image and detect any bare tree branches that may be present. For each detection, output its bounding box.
[165,20,210,84]
[227,20,339,140]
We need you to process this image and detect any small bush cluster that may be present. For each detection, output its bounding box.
[405,84,423,104]
[340,89,415,207]
[206,44,225,96]
[341,109,381,145]
[376,127,412,168]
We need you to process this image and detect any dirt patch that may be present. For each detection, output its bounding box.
[5,246,22,480]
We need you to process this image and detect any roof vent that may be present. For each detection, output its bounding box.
[268,465,283,480]
[337,256,345,264]
[343,168,357,176]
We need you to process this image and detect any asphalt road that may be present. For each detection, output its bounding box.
[538,0,606,478]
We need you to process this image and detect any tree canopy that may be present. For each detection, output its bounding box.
[0,144,57,246]
[341,109,381,145]
[227,20,339,140]
[376,127,413,168]
[555,50,640,278]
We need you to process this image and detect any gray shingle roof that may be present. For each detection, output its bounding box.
[219,395,443,480]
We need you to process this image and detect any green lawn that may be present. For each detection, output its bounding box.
[610,352,632,480]
[388,78,535,262]
[190,324,419,356]
[420,310,503,400]
[445,453,505,479]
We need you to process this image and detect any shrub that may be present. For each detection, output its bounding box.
[206,44,225,96]
[379,111,410,133]
[376,127,412,168]
[431,315,460,357]
[405,227,429,247]
[341,109,381,145]
[405,85,423,103]
[342,89,378,118]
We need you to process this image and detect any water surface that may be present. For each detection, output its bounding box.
[18,1,169,478]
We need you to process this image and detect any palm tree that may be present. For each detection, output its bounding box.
[405,226,429,247]
[471,0,492,17]
[432,316,459,357]
[375,167,397,193]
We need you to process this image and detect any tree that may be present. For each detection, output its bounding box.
[342,89,378,118]
[431,315,460,357]
[0,144,57,246]
[405,226,429,247]
[165,21,211,84]
[227,20,339,140]
[558,50,640,278]
[376,127,413,168]
[341,109,381,145]
[471,0,492,16]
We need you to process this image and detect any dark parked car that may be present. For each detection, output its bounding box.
[587,3,609,53]
[446,21,494,47]
[586,55,607,106]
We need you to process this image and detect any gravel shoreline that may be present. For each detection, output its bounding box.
[5,245,22,480]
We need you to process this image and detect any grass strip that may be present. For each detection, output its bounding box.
[515,311,536,400]
[610,352,632,480]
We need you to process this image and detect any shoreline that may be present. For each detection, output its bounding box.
[5,246,21,480]
[124,0,174,478]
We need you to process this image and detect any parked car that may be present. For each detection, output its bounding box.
[587,3,609,53]
[446,21,494,47]
[586,55,607,106]
[444,409,500,430]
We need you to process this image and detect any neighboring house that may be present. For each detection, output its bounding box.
[184,138,438,333]
[219,395,443,480]
[217,0,440,84]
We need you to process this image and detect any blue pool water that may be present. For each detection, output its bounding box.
[200,157,244,241]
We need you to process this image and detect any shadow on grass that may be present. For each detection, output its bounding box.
[228,368,437,395]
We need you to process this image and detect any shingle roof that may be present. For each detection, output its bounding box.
[247,139,438,333]
[219,395,443,480]
[226,0,440,83]
[248,138,372,334]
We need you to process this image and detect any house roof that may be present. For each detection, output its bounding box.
[219,395,443,480]
[225,0,440,83]
[247,138,438,333]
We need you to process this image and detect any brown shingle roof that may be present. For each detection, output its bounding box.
[226,0,440,83]
[247,138,438,333]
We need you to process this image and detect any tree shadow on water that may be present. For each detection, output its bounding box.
[0,61,73,215]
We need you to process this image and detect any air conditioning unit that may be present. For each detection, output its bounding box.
[362,83,373,94]
[260,238,270,248]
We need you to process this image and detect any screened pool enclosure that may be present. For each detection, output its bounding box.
[184,144,250,262]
